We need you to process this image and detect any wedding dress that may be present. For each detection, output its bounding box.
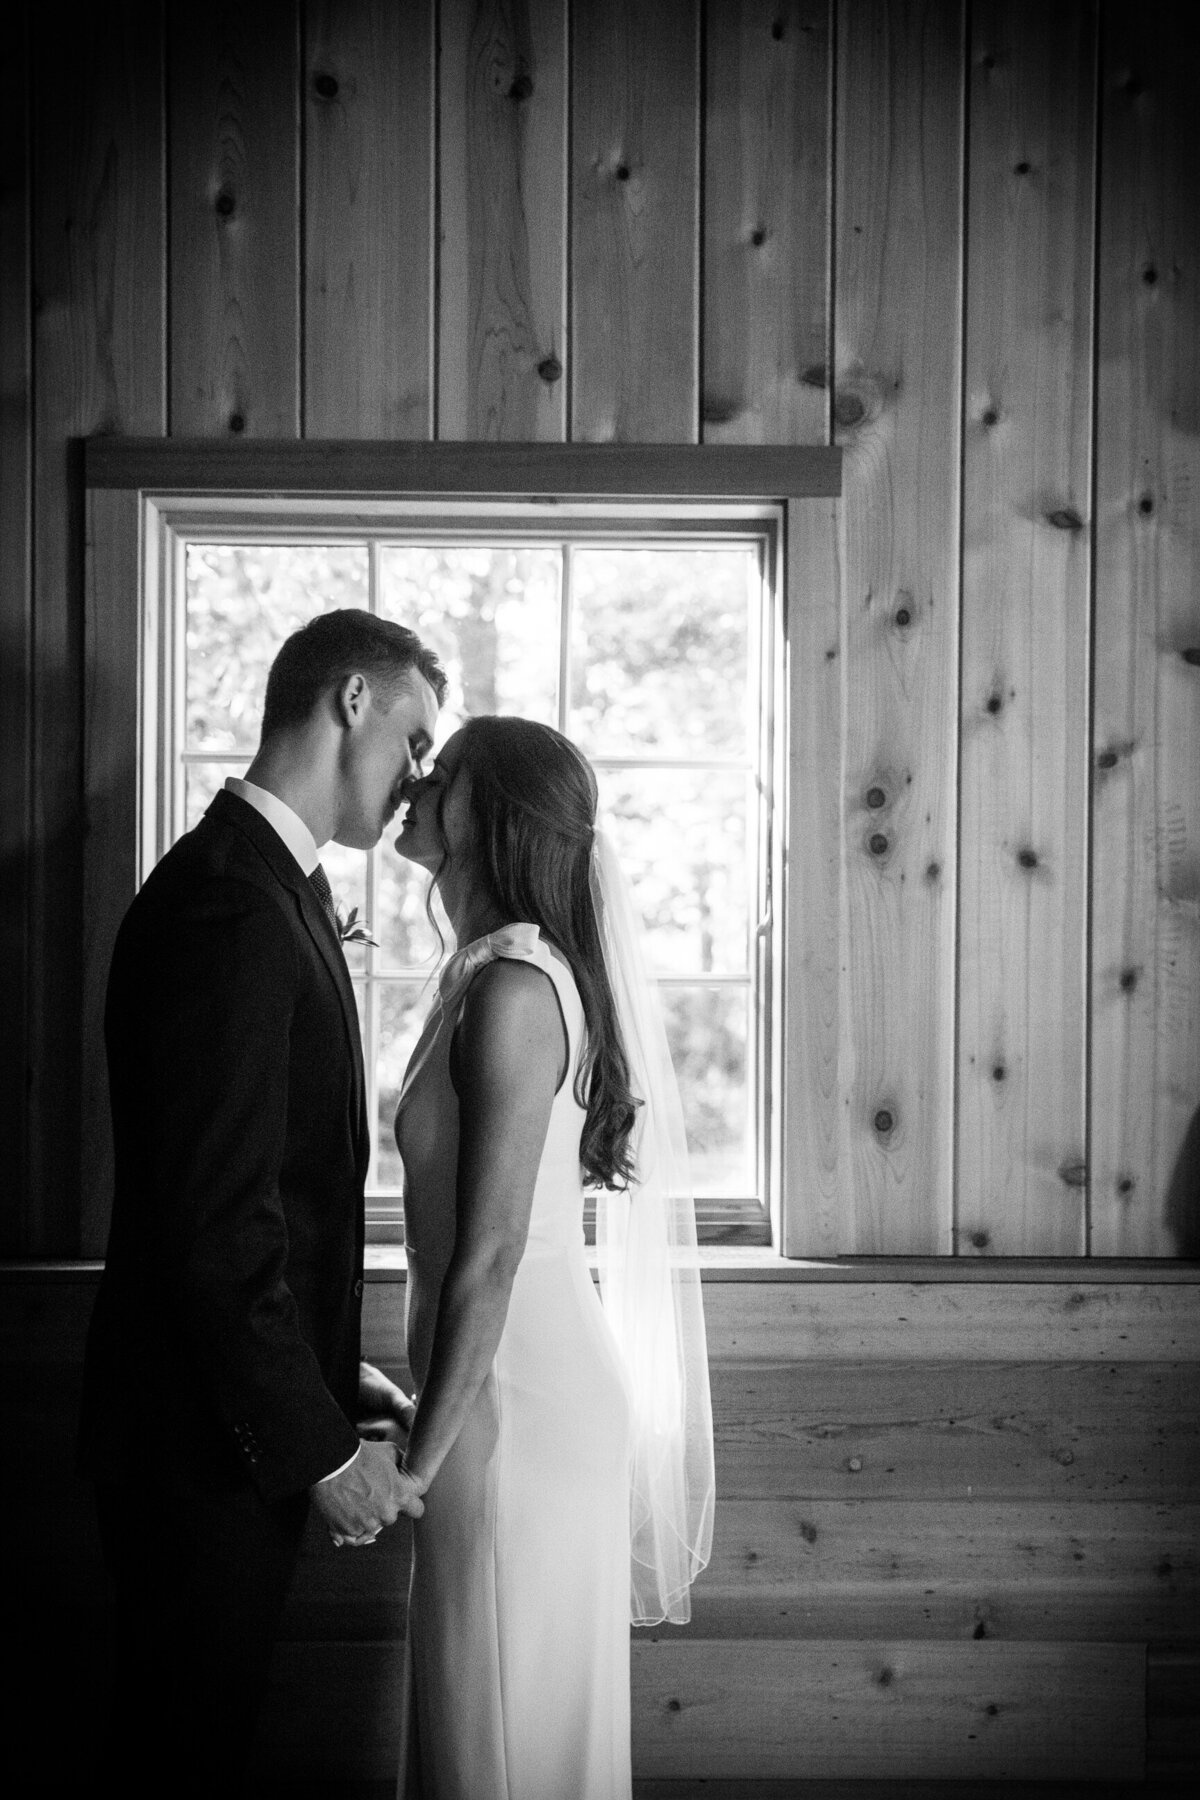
[394,923,633,1800]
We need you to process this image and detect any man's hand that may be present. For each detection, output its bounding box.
[308,1439,424,1545]
[356,1359,417,1451]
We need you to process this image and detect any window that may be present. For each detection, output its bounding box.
[157,500,781,1243]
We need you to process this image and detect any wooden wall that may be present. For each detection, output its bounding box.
[3,0,1197,1263]
[6,1266,1199,1786]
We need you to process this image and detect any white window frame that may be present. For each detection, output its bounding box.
[81,441,843,1260]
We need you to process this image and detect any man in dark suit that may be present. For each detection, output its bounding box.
[80,608,445,1794]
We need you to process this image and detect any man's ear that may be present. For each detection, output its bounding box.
[334,672,369,728]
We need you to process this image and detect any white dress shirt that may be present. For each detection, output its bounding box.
[222,776,360,1487]
[223,775,321,877]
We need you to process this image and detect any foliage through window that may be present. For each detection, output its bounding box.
[176,518,778,1243]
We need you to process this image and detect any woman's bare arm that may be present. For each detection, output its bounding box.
[399,958,567,1493]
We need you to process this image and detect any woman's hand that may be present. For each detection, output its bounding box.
[356,1359,417,1448]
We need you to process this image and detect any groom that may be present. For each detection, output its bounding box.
[79,609,444,1795]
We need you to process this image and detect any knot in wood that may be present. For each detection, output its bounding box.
[1119,966,1138,992]
[986,1703,1000,1716]
[1017,848,1038,869]
[1058,1161,1088,1189]
[834,391,866,428]
[1142,264,1158,285]
[215,189,236,218]
[1013,161,1031,176]
[800,364,828,390]
[1139,494,1155,515]
[615,162,631,183]
[1096,749,1118,769]
[228,412,246,434]
[799,1520,818,1544]
[1182,647,1200,666]
[981,407,999,428]
[925,860,941,882]
[992,1064,1006,1082]
[537,355,563,384]
[894,606,912,628]
[313,72,339,100]
[973,1620,988,1639]
[876,1666,894,1687]
[846,1456,863,1473]
[1055,1447,1075,1465]
[970,1230,990,1250]
[1117,1176,1136,1196]
[873,1108,894,1135]
[986,692,1003,715]
[750,226,767,248]
[771,17,785,39]
[666,1697,682,1713]
[866,786,886,810]
[508,71,534,101]
[1046,506,1084,531]
[868,832,889,856]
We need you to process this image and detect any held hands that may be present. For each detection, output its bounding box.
[309,1438,427,1548]
[356,1359,417,1453]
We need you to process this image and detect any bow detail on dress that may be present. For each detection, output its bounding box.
[397,924,544,1110]
[437,922,543,1010]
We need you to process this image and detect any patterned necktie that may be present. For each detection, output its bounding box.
[309,862,338,932]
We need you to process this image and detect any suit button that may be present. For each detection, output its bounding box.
[353,1279,364,1298]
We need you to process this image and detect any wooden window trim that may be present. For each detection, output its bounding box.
[84,438,842,498]
[82,440,842,1258]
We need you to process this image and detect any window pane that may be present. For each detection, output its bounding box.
[185,761,235,831]
[321,842,369,974]
[595,769,752,975]
[186,545,369,752]
[373,979,437,1192]
[569,547,756,759]
[661,985,753,1197]
[379,545,559,729]
[377,853,447,971]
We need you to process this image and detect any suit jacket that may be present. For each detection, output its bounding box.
[79,789,369,1502]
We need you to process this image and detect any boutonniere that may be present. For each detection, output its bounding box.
[335,904,378,949]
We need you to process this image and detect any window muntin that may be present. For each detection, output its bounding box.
[170,510,778,1243]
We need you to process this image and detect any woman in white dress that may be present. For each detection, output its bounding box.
[388,717,713,1800]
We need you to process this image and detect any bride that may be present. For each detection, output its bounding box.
[385,716,714,1799]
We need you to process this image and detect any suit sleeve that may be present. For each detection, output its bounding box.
[128,876,360,1498]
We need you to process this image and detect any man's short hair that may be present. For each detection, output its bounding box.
[260,609,447,740]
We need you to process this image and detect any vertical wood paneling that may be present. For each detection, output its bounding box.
[1091,7,1200,1256]
[30,1,165,1254]
[703,0,830,447]
[783,500,845,1254]
[832,0,964,1252]
[438,0,567,441]
[170,1,300,436]
[571,0,700,442]
[0,3,31,1253]
[11,0,1198,1260]
[957,1,1097,1256]
[303,0,435,439]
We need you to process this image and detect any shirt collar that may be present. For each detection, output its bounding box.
[223,777,321,877]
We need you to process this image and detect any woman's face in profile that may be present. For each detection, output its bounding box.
[393,728,474,872]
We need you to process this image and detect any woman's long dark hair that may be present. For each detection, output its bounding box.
[445,716,639,1190]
